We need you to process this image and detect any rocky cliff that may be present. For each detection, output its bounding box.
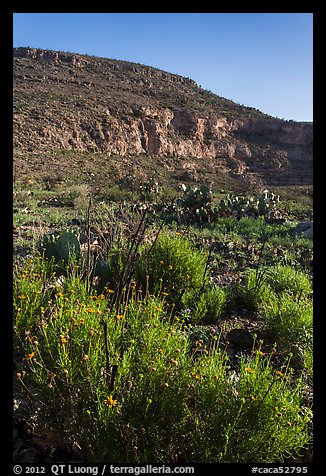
[13,47,313,187]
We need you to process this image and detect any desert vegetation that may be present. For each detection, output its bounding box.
[13,177,313,464]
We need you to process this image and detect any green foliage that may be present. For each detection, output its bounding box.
[230,268,276,312]
[264,264,312,298]
[171,183,214,223]
[14,255,312,463]
[216,189,280,219]
[182,285,227,324]
[301,345,313,387]
[135,232,208,301]
[260,292,313,356]
[179,183,212,209]
[139,177,162,201]
[184,347,312,463]
[207,215,293,240]
[93,247,126,291]
[67,183,90,213]
[42,231,81,264]
[13,183,313,464]
[230,264,313,359]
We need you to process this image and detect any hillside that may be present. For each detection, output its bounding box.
[13,47,313,190]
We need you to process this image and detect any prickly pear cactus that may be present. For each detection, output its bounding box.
[94,259,110,283]
[56,232,80,262]
[42,232,80,263]
[42,234,61,262]
[257,196,267,216]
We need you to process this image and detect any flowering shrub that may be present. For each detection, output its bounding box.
[14,254,312,463]
[134,232,208,302]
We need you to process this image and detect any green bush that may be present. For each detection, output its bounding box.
[182,284,227,324]
[230,268,276,312]
[14,256,312,463]
[260,292,313,356]
[264,264,312,297]
[134,232,208,301]
[184,347,312,462]
[301,345,313,387]
[67,183,90,213]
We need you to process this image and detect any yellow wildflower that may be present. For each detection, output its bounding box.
[104,395,118,407]
[275,370,284,377]
[24,352,35,360]
[245,367,255,374]
[256,350,266,356]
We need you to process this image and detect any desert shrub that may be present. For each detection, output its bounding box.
[264,264,312,298]
[102,185,135,202]
[67,183,90,214]
[182,284,227,324]
[260,292,313,357]
[42,173,64,191]
[184,347,312,462]
[301,345,313,387]
[134,232,208,301]
[14,256,312,463]
[229,268,276,312]
[93,246,126,291]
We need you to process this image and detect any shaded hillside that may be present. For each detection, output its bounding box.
[13,47,313,188]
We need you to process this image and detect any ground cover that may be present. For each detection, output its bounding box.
[13,181,313,464]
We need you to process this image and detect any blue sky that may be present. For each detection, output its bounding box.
[13,13,313,122]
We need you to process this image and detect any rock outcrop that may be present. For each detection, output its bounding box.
[13,48,313,187]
